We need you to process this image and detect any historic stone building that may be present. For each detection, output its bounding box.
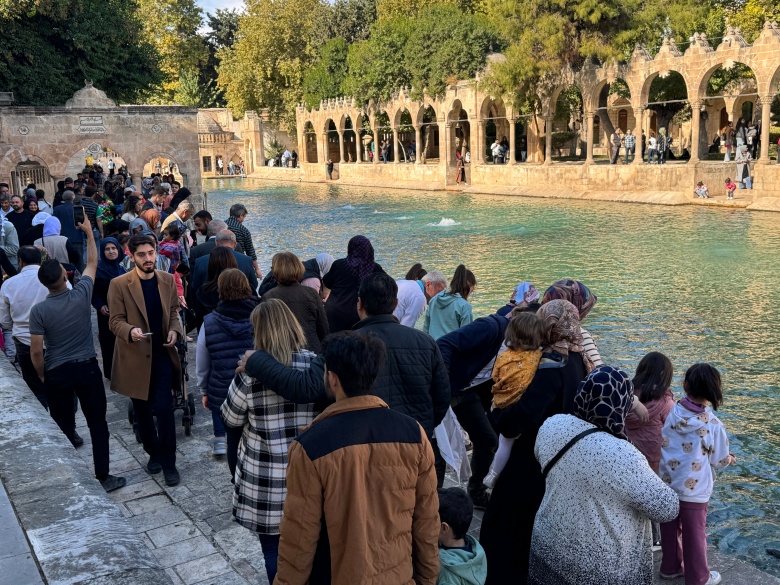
[0,83,202,205]
[291,24,780,198]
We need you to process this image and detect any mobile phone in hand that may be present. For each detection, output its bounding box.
[73,205,85,226]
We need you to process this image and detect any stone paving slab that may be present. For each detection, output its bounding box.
[0,358,172,585]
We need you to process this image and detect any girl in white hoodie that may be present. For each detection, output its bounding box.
[659,363,736,585]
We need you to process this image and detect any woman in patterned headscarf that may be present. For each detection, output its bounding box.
[322,235,385,333]
[528,366,678,585]
[480,301,592,585]
[542,279,602,370]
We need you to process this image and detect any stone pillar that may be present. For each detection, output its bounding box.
[544,116,553,165]
[689,102,702,163]
[759,96,772,164]
[509,119,516,164]
[477,120,485,163]
[440,121,449,167]
[414,126,421,165]
[633,108,644,165]
[392,127,399,164]
[337,131,345,163]
[584,112,595,164]
[372,122,380,165]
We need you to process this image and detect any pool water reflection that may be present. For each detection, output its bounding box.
[206,178,780,574]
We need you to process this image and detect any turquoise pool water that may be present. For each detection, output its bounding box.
[206,178,780,574]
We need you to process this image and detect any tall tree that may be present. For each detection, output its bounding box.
[217,0,331,127]
[202,8,241,107]
[329,0,377,43]
[303,38,350,109]
[136,0,208,103]
[0,0,160,105]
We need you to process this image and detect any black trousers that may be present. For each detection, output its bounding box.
[132,354,176,470]
[14,339,48,410]
[45,358,110,479]
[434,391,498,495]
[96,313,116,379]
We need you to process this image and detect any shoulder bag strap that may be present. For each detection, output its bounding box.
[542,427,604,478]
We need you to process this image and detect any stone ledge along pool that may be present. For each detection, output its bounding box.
[206,178,780,575]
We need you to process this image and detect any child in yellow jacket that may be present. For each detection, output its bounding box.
[483,311,543,488]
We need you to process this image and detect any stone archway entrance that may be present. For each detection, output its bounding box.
[143,154,185,184]
[66,143,127,178]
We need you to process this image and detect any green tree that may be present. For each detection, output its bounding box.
[303,38,350,109]
[202,8,241,107]
[136,0,208,103]
[480,0,710,114]
[0,0,160,105]
[329,0,377,43]
[729,0,780,42]
[218,0,330,127]
[174,68,219,107]
[404,4,498,99]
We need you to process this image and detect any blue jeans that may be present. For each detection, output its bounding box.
[210,407,226,437]
[625,146,634,163]
[258,534,280,583]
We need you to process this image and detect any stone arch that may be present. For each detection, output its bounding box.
[323,119,340,162]
[696,59,761,101]
[340,115,358,163]
[446,99,471,163]
[418,105,440,163]
[479,96,509,163]
[551,85,585,160]
[640,68,691,108]
[303,121,318,163]
[137,150,186,184]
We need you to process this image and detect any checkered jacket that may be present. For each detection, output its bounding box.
[623,134,636,149]
[220,350,317,534]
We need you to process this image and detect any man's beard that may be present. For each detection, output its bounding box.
[139,262,155,274]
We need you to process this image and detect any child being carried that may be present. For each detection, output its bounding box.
[483,311,544,488]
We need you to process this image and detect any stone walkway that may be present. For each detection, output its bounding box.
[67,336,778,585]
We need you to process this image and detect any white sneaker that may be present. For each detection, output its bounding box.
[213,437,227,456]
[705,571,721,585]
[483,469,499,489]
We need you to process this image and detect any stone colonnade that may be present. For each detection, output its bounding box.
[296,24,780,176]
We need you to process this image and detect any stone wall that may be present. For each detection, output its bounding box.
[0,83,203,208]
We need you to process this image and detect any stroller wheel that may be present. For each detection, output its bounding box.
[127,400,134,425]
[187,394,196,421]
[183,416,192,436]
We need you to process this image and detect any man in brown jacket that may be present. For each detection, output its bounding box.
[108,234,183,486]
[275,331,440,585]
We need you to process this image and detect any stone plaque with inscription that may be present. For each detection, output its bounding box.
[78,115,106,134]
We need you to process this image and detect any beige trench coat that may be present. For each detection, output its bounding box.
[107,269,183,400]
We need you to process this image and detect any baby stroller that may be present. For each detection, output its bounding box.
[127,334,196,442]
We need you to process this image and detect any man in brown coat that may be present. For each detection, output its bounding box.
[108,234,183,486]
[275,331,440,585]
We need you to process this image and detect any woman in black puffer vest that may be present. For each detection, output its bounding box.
[196,269,259,456]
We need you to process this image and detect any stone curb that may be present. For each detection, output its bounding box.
[0,358,172,585]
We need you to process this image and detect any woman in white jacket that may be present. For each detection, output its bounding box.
[529,366,679,585]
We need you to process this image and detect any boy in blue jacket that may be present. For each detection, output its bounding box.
[438,488,487,585]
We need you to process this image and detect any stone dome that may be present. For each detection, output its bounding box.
[65,82,116,108]
[197,113,224,133]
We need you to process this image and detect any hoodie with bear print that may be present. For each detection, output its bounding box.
[659,401,732,503]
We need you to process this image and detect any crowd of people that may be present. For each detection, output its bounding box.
[0,174,736,584]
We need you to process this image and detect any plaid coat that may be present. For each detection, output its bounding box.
[220,350,317,534]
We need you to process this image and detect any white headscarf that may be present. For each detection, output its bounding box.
[316,253,335,277]
[32,212,50,227]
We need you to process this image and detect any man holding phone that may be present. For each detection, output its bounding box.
[29,216,126,492]
[108,234,184,486]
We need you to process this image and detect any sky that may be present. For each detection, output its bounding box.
[196,0,243,15]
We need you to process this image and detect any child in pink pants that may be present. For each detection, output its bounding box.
[659,364,736,585]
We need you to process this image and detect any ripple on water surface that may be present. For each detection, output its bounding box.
[205,178,780,574]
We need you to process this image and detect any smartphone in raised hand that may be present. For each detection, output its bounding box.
[73,205,85,226]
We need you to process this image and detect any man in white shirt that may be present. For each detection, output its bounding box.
[394,270,448,328]
[0,246,70,409]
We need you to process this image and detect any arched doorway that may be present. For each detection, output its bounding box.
[643,70,687,158]
[595,79,633,158]
[304,122,318,163]
[66,143,127,179]
[324,120,340,162]
[552,85,584,161]
[394,109,414,163]
[12,160,55,198]
[143,154,184,184]
[480,97,508,163]
[447,100,470,162]
[418,106,439,164]
[374,112,392,162]
[341,116,358,163]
